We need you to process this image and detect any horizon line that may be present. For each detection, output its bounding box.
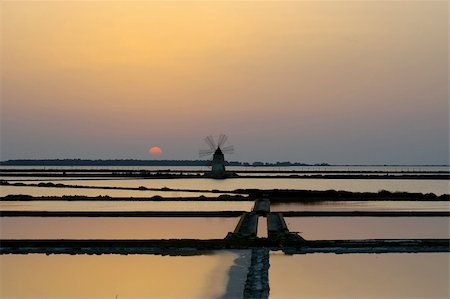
[0,159,448,167]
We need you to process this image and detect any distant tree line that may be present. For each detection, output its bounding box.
[0,159,329,167]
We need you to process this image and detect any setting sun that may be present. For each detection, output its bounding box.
[149,146,162,155]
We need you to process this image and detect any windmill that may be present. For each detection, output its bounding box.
[199,134,234,179]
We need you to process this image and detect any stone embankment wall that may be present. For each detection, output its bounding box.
[243,248,270,299]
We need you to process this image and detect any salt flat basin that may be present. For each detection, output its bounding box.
[0,200,252,212]
[272,201,450,212]
[0,251,244,299]
[269,252,449,299]
[0,217,239,239]
[0,185,228,198]
[285,217,450,240]
[5,177,449,195]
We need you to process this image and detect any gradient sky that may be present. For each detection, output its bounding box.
[1,1,448,164]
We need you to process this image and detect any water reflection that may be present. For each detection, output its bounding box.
[0,201,253,212]
[5,177,448,195]
[272,201,450,212]
[0,252,239,299]
[0,217,239,239]
[0,185,226,198]
[270,253,449,299]
[285,217,450,240]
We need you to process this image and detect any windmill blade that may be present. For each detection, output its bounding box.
[218,134,228,147]
[204,135,216,150]
[221,145,234,154]
[199,149,215,157]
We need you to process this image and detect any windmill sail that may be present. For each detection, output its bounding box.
[204,136,217,151]
[221,145,234,154]
[199,149,215,157]
[218,134,228,147]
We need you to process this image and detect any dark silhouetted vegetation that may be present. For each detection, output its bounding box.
[0,159,327,167]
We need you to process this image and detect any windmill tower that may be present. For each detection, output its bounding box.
[199,135,234,179]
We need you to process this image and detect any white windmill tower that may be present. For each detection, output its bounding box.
[199,135,234,179]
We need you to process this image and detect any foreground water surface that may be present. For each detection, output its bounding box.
[1,166,448,298]
[0,252,245,299]
[270,253,449,299]
[1,251,448,299]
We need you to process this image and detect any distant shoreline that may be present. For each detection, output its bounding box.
[1,159,326,167]
[1,159,448,167]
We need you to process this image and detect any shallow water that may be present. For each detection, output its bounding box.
[269,252,449,299]
[285,217,450,240]
[1,166,448,298]
[3,176,449,196]
[0,217,239,239]
[0,252,241,299]
[0,185,226,198]
[0,200,252,212]
[272,200,450,212]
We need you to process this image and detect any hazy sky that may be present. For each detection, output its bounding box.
[1,1,448,164]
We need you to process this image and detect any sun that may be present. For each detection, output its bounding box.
[149,146,162,155]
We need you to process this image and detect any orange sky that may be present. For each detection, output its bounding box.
[1,1,448,163]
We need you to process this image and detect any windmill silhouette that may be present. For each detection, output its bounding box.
[199,135,234,179]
